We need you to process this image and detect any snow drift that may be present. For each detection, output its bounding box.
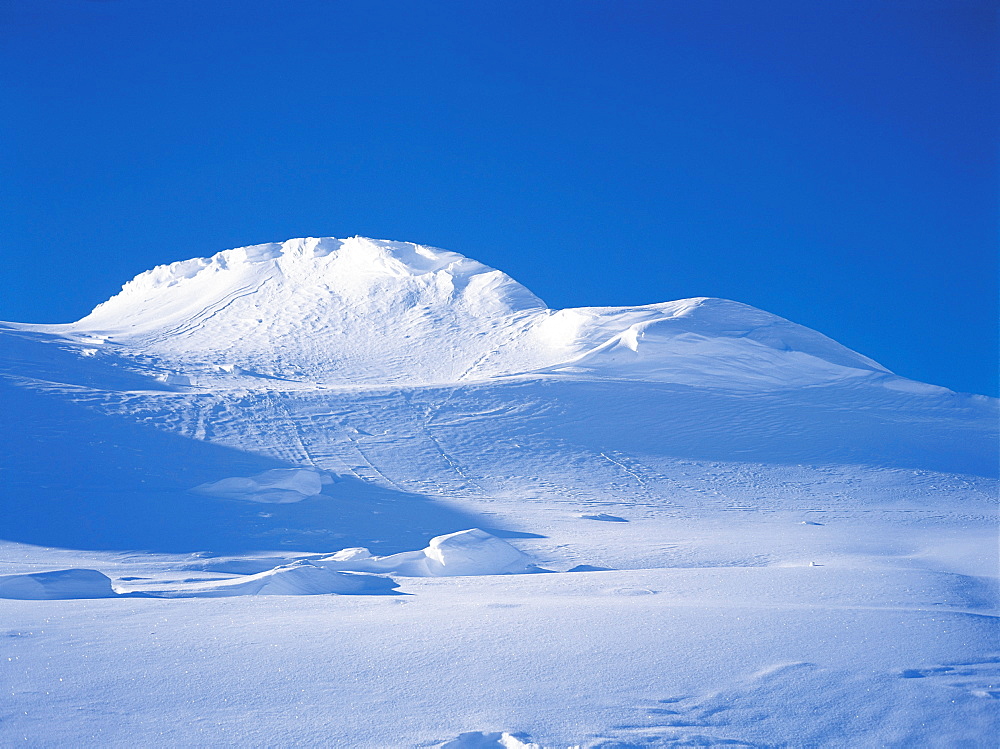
[193,467,325,503]
[316,529,535,577]
[0,569,117,600]
[147,561,399,597]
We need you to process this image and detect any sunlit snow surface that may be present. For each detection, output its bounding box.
[1,237,996,747]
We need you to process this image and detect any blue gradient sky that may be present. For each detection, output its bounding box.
[2,0,996,395]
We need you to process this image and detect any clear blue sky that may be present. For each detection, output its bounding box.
[2,0,996,395]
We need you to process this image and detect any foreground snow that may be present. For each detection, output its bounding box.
[0,237,996,747]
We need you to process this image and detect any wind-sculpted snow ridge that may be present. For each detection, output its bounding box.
[315,528,536,577]
[0,530,531,600]
[10,236,892,389]
[0,569,117,600]
[0,563,400,598]
[184,529,538,578]
[145,561,400,597]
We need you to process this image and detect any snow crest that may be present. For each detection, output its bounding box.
[316,529,536,577]
[0,569,117,600]
[24,236,889,389]
[150,561,399,597]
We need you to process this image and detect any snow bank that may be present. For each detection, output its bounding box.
[316,529,534,577]
[151,561,398,597]
[192,467,323,503]
[0,569,117,600]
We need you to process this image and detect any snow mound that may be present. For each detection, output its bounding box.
[151,561,398,597]
[438,732,541,749]
[317,529,534,577]
[533,298,887,389]
[580,512,628,522]
[17,236,892,389]
[155,372,191,387]
[0,569,117,600]
[192,467,324,503]
[52,237,547,386]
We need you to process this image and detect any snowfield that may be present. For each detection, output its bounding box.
[1,237,996,747]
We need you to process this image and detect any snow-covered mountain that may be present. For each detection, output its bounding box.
[20,236,887,389]
[1,237,996,748]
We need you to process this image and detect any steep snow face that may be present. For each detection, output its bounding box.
[26,236,888,388]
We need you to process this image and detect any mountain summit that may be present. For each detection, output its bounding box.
[28,236,887,388]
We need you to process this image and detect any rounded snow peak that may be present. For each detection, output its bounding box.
[81,236,544,324]
[41,236,891,390]
[67,237,550,386]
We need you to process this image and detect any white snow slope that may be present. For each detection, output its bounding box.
[0,236,996,748]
